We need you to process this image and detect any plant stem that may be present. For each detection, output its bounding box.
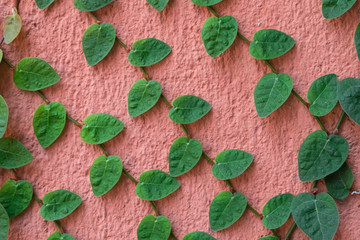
[2,56,15,69]
[291,90,307,107]
[285,221,297,240]
[97,144,109,156]
[89,12,99,22]
[334,110,346,131]
[33,194,43,204]
[202,152,215,165]
[66,115,83,127]
[311,180,318,191]
[206,6,219,17]
[170,232,178,240]
[54,220,64,234]
[116,37,129,50]
[160,94,173,108]
[237,32,251,43]
[271,229,279,238]
[149,201,159,216]
[265,60,277,73]
[11,169,18,179]
[140,67,149,80]
[247,204,261,218]
[36,90,50,104]
[180,124,190,139]
[122,169,139,184]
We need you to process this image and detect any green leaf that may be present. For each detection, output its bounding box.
[0,49,3,63]
[338,78,360,126]
[201,16,238,57]
[35,0,55,9]
[33,102,66,148]
[254,73,293,118]
[0,204,9,240]
[90,155,122,197]
[47,232,75,240]
[212,150,253,180]
[262,193,293,229]
[168,95,211,124]
[14,57,60,91]
[0,180,33,218]
[0,95,9,138]
[322,0,356,19]
[146,0,169,11]
[191,0,223,6]
[355,23,360,62]
[209,191,247,231]
[3,8,21,44]
[298,130,349,182]
[307,74,338,117]
[291,192,339,240]
[325,162,353,199]
[74,0,113,11]
[0,138,33,169]
[137,215,171,240]
[82,23,116,66]
[168,137,202,177]
[257,237,279,240]
[135,170,180,201]
[80,113,124,144]
[128,38,171,67]
[128,79,162,117]
[249,29,295,60]
[40,189,82,221]
[183,232,216,240]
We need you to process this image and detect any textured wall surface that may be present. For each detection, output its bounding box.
[0,0,359,239]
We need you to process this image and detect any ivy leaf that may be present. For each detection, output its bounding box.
[14,57,60,91]
[249,29,295,60]
[257,237,279,240]
[201,16,238,57]
[291,192,339,240]
[82,23,116,66]
[338,78,360,126]
[0,180,33,218]
[90,155,122,197]
[322,0,356,19]
[0,138,33,169]
[128,38,171,67]
[40,189,82,221]
[135,170,180,201]
[183,232,216,240]
[0,95,9,138]
[0,204,9,240]
[137,215,171,240]
[3,8,21,44]
[262,193,293,229]
[74,0,113,12]
[146,0,169,11]
[307,74,338,117]
[209,191,247,231]
[128,79,162,117]
[254,73,293,118]
[355,23,360,62]
[35,0,55,9]
[325,163,353,199]
[191,0,223,6]
[168,137,202,177]
[47,232,75,240]
[80,113,124,144]
[168,95,211,124]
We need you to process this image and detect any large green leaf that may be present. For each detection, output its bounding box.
[0,204,9,240]
[80,113,124,144]
[146,0,169,11]
[47,232,75,240]
[135,170,180,201]
[201,16,238,57]
[40,189,82,221]
[168,95,211,124]
[14,57,60,91]
[249,29,295,60]
[0,138,33,169]
[191,0,223,6]
[90,155,122,197]
[0,96,9,138]
[355,23,360,62]
[35,0,55,9]
[3,8,21,44]
[183,232,216,240]
[137,215,171,240]
[128,38,171,67]
[0,180,33,218]
[128,79,162,117]
[209,191,247,231]
[338,78,360,126]
[168,137,202,177]
[74,0,113,11]
[291,193,339,240]
[257,237,279,240]
[262,193,293,229]
[325,162,353,199]
[322,0,356,19]
[254,73,293,118]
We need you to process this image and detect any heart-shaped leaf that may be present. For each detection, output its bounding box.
[201,16,238,57]
[191,0,223,6]
[146,0,169,11]
[209,191,247,231]
[0,204,9,240]
[0,180,33,218]
[35,0,55,9]
[74,0,113,12]
[128,38,171,67]
[0,138,33,169]
[291,192,339,240]
[322,0,356,19]
[325,162,353,199]
[249,29,295,60]
[307,74,338,117]
[135,170,180,201]
[254,73,293,118]
[355,23,360,62]
[47,232,75,240]
[40,189,82,221]
[80,113,124,144]
[137,215,171,240]
[128,79,162,117]
[3,8,21,44]
[168,95,211,124]
[257,237,279,240]
[0,95,9,138]
[262,193,293,229]
[338,78,360,126]
[82,23,116,66]
[90,155,122,197]
[183,231,216,240]
[169,137,202,177]
[14,57,60,91]
[298,130,349,182]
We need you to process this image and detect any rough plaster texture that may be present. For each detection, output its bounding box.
[0,0,359,239]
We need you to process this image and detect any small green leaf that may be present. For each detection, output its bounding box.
[257,237,279,240]
[128,79,162,117]
[355,23,360,62]
[0,95,9,138]
[14,57,60,91]
[146,0,169,11]
[35,0,55,9]
[0,49,3,63]
[82,23,116,66]
[322,0,356,19]
[307,74,338,116]
[338,78,360,126]
[0,204,9,240]
[201,16,238,57]
[90,155,122,197]
[3,8,21,44]
[183,231,216,240]
[169,137,202,177]
[136,170,180,201]
[325,163,353,199]
[191,0,223,6]
[254,73,293,118]
[249,29,295,60]
[137,215,171,240]
[168,95,211,124]
[40,189,82,221]
[291,192,339,240]
[74,0,113,11]
[128,38,171,67]
[262,193,293,229]
[0,180,33,218]
[80,113,124,144]
[0,138,33,169]
[47,232,75,240]
[209,191,247,231]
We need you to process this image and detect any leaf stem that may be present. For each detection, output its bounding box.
[160,94,173,108]
[36,90,50,104]
[122,169,139,184]
[311,180,318,191]
[2,56,15,69]
[206,6,219,17]
[291,89,308,107]
[89,12,99,22]
[180,124,190,140]
[170,232,178,240]
[33,194,43,205]
[140,67,150,80]
[271,229,279,238]
[66,114,83,128]
[334,110,346,131]
[115,37,129,50]
[97,144,109,156]
[11,169,19,179]
[247,204,261,218]
[265,60,277,73]
[237,32,251,44]
[202,152,215,165]
[285,221,297,240]
[149,201,159,216]
[54,220,64,234]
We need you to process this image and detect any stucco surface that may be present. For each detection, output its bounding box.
[0,0,359,239]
